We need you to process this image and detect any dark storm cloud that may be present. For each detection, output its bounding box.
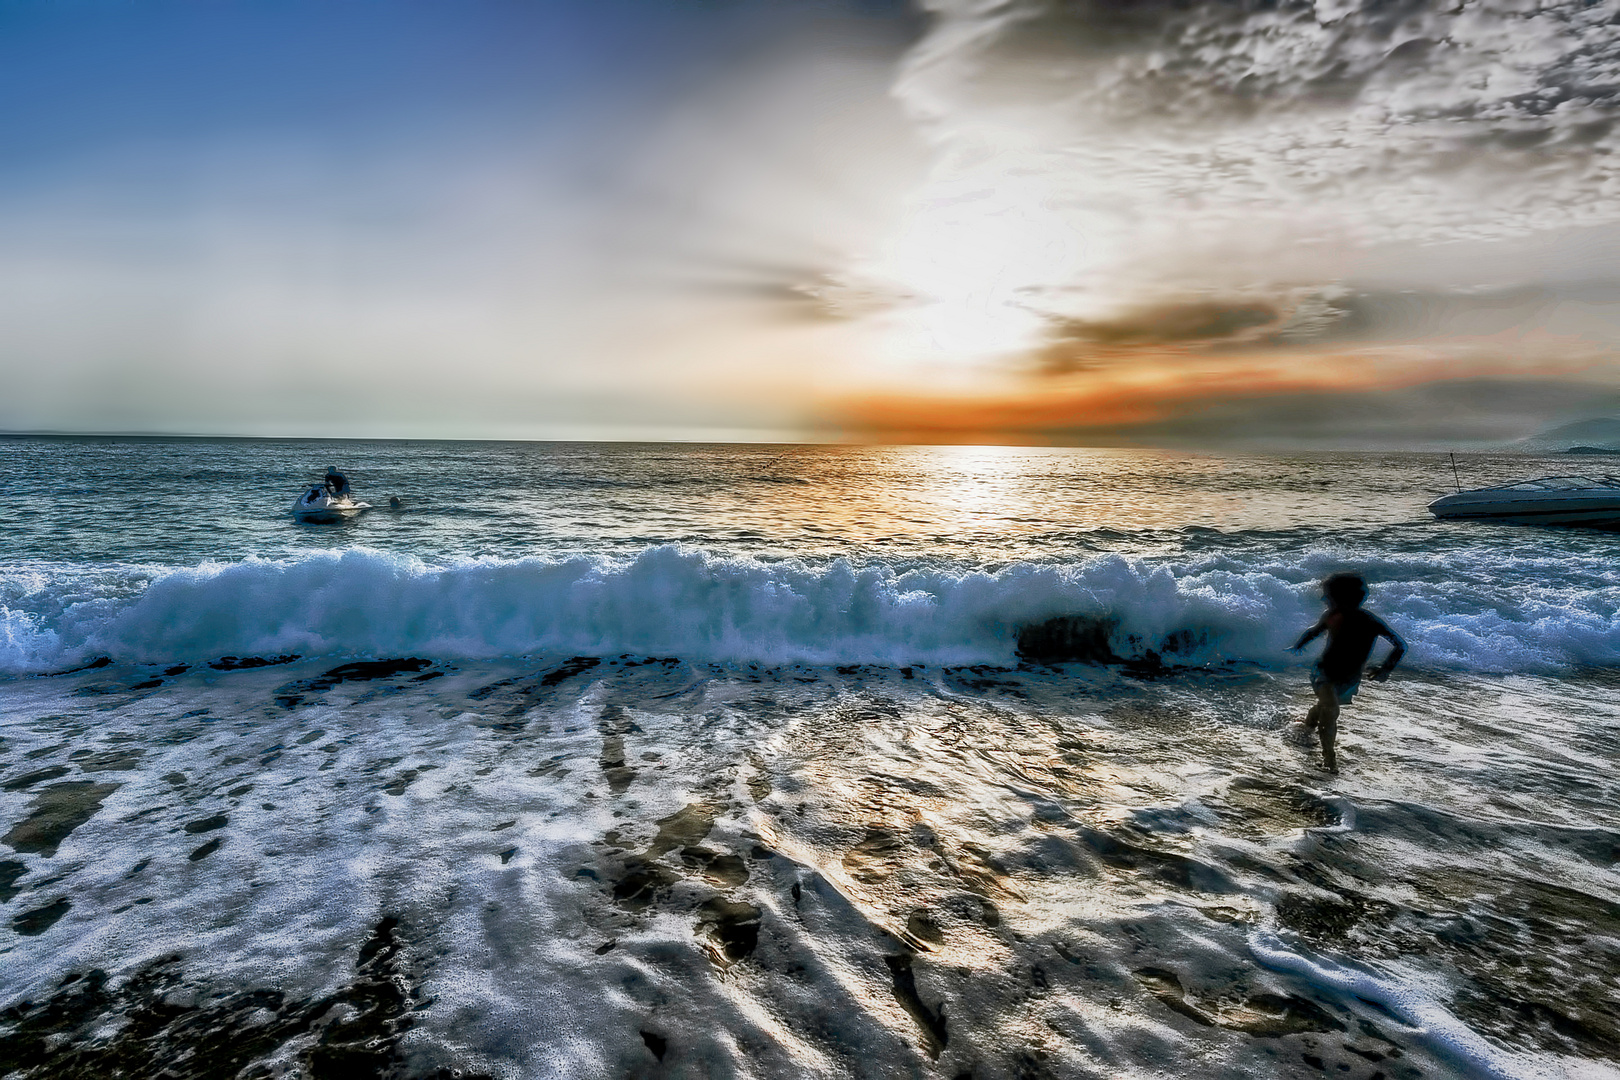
[1048,301,1284,346]
[1022,279,1620,378]
[1034,299,1286,372]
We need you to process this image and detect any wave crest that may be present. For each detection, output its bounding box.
[2,545,1614,673]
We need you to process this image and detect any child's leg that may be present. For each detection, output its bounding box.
[1310,681,1340,772]
[1305,679,1331,729]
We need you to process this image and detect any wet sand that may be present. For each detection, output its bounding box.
[1,656,1617,1078]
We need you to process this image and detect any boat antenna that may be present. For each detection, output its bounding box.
[1449,451,1462,494]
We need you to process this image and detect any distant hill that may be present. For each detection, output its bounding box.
[1519,417,1620,453]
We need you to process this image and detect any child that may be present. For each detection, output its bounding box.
[1289,573,1406,773]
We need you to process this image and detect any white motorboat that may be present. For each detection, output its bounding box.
[292,486,370,523]
[1428,475,1620,528]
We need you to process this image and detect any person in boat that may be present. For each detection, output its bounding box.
[323,466,351,499]
[1288,573,1406,773]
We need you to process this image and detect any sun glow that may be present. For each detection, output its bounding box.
[859,169,1097,367]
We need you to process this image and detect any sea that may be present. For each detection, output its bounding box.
[1,436,1616,1080]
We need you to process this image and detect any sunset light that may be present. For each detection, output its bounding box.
[864,172,1091,365]
[3,7,1620,1075]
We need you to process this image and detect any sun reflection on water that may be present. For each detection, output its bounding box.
[723,444,1250,556]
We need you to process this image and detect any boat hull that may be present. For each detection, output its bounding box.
[292,508,367,524]
[1429,491,1620,528]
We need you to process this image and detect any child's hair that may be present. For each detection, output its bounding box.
[1323,573,1368,609]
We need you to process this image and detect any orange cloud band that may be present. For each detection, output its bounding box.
[820,336,1611,443]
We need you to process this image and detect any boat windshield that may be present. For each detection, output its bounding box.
[1497,475,1620,491]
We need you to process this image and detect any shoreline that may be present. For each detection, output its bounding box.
[3,657,1615,1077]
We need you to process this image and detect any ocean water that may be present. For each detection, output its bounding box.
[1,437,1616,1079]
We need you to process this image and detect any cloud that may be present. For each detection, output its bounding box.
[830,373,1620,448]
[0,0,928,439]
[6,0,1617,444]
[802,0,1620,443]
[903,0,1620,232]
[826,330,1620,446]
[1032,298,1287,373]
[830,0,1620,334]
[1120,378,1620,448]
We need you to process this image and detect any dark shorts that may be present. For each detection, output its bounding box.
[1312,667,1360,705]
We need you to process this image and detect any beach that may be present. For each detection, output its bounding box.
[2,438,1618,1078]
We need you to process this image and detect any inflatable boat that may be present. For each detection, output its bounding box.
[292,486,370,523]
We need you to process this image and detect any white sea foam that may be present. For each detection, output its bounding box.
[1,641,1614,1075]
[1249,932,1587,1080]
[1,545,1615,673]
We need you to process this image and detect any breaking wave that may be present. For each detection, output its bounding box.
[2,545,1616,673]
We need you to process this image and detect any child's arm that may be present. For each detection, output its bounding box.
[1289,616,1328,653]
[1367,617,1406,681]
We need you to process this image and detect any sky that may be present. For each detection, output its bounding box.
[2,0,1618,446]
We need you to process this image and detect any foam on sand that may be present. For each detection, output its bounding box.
[1251,932,1560,1080]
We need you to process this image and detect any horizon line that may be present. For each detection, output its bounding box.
[0,427,1580,454]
